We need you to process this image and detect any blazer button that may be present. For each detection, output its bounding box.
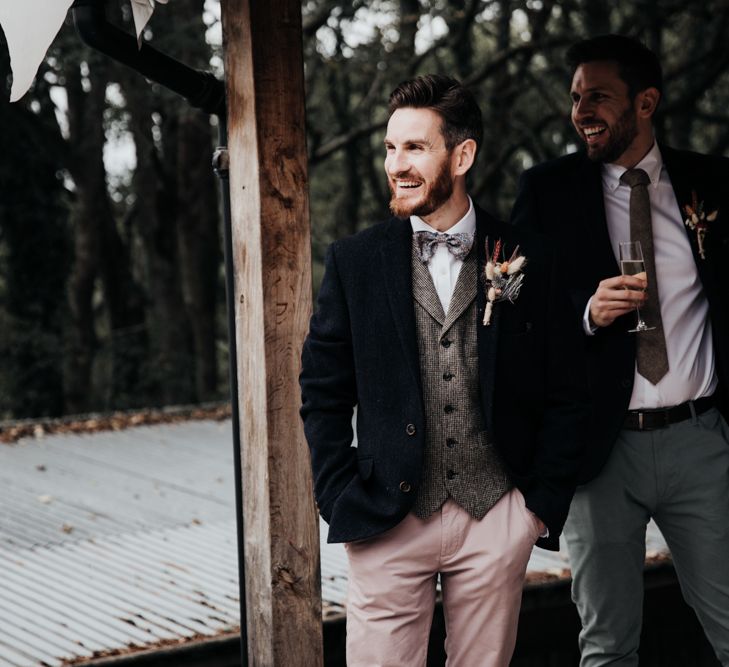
[444,405,454,414]
[406,423,416,436]
[443,372,454,381]
[446,470,457,480]
[399,481,412,493]
[440,338,452,348]
[446,438,457,448]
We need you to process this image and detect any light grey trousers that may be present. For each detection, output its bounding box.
[564,407,729,667]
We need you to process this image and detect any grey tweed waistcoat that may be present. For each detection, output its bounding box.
[411,243,512,519]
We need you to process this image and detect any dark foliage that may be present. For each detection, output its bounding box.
[3,1,729,417]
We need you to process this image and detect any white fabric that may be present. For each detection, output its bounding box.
[1,0,73,102]
[410,196,476,313]
[1,0,170,103]
[582,142,717,409]
[131,0,169,47]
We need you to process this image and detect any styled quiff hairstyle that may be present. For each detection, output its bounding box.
[566,34,663,100]
[388,74,483,153]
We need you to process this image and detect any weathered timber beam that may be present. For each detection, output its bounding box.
[220,0,323,665]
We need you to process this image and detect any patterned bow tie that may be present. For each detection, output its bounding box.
[413,230,474,264]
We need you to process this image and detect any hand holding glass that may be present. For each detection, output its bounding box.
[619,241,654,333]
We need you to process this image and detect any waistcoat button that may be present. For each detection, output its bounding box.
[399,481,412,493]
[405,423,416,436]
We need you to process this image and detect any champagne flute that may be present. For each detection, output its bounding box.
[619,241,654,333]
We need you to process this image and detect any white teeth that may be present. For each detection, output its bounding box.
[397,181,421,188]
[583,126,606,137]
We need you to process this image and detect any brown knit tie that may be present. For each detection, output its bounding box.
[620,168,669,385]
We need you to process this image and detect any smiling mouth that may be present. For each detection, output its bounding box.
[394,180,422,191]
[582,125,607,143]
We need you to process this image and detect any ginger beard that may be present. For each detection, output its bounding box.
[580,103,639,164]
[388,152,455,218]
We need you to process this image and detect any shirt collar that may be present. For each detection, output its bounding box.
[602,141,664,192]
[410,196,476,235]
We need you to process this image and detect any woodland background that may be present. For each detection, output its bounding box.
[1,0,728,420]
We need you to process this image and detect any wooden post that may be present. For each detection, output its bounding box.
[220,1,323,665]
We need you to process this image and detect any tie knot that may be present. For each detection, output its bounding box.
[620,168,650,189]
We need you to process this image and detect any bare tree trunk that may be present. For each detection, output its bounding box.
[450,0,475,79]
[65,51,150,412]
[164,0,221,402]
[583,2,612,36]
[0,94,69,418]
[398,0,420,58]
[97,193,148,407]
[477,0,512,211]
[64,59,104,413]
[643,0,667,143]
[326,56,362,238]
[124,79,196,405]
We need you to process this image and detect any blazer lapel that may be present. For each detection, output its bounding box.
[475,208,499,430]
[661,146,693,221]
[661,146,713,287]
[381,218,423,393]
[575,154,620,277]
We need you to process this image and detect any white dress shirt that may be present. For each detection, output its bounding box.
[583,142,717,409]
[410,197,476,314]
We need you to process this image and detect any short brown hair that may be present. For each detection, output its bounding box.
[388,74,483,153]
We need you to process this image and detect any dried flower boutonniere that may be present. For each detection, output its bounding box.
[482,238,527,326]
[683,190,718,260]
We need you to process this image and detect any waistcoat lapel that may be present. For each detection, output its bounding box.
[411,244,446,325]
[442,251,477,333]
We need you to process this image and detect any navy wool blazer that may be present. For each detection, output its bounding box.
[511,147,729,483]
[300,205,589,550]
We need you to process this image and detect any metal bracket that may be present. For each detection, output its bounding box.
[212,147,230,179]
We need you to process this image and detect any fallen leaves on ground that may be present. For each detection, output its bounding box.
[0,403,231,444]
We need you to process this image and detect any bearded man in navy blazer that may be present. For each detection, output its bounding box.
[300,74,588,666]
[511,35,729,666]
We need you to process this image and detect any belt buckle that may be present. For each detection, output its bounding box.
[636,409,671,430]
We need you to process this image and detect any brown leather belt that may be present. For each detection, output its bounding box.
[623,395,715,431]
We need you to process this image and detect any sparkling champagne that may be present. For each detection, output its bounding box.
[619,242,654,332]
[620,260,646,282]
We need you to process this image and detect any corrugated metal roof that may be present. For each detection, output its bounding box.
[0,419,670,666]
[0,420,235,550]
[0,521,239,667]
[0,420,242,666]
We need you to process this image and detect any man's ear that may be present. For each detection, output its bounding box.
[636,87,660,119]
[453,138,477,176]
